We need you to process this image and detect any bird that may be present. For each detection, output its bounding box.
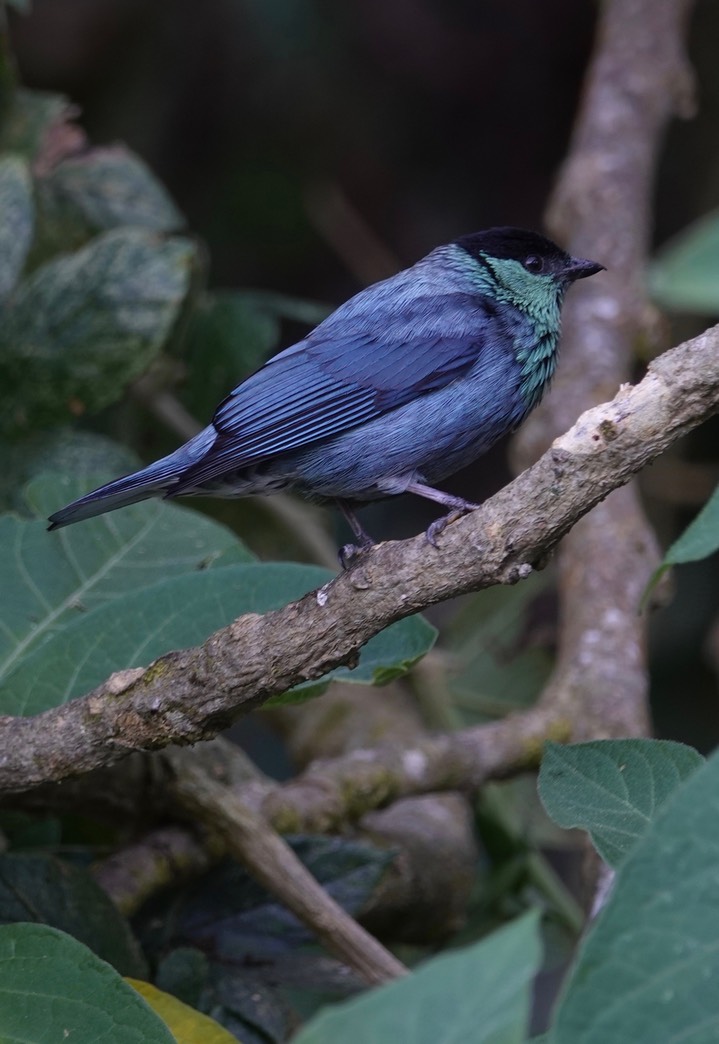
[48,227,603,564]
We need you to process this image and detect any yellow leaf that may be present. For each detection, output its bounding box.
[126,978,240,1044]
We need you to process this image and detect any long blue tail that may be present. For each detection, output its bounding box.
[47,427,217,530]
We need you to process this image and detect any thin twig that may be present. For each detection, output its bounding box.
[165,751,408,985]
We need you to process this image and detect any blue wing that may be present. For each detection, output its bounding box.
[173,279,499,492]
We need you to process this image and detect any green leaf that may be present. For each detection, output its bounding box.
[661,482,719,566]
[0,431,141,514]
[650,210,719,314]
[0,853,146,977]
[551,746,719,1043]
[643,483,719,605]
[0,227,195,435]
[0,923,175,1043]
[0,562,435,715]
[0,472,253,689]
[539,739,703,867]
[39,145,184,236]
[0,154,33,300]
[295,911,541,1044]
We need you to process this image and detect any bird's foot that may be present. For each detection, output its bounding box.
[425,500,480,548]
[336,498,376,570]
[338,538,373,570]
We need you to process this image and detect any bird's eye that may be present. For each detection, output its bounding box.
[524,255,544,273]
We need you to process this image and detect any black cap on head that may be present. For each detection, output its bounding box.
[455,226,604,281]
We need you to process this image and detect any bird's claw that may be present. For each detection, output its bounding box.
[425,503,480,548]
[338,540,373,570]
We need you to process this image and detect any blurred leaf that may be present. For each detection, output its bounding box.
[643,482,719,605]
[0,430,141,513]
[0,555,434,715]
[662,482,719,563]
[180,290,281,420]
[0,88,74,159]
[445,573,552,723]
[0,227,195,435]
[551,746,719,1043]
[650,210,719,314]
[0,472,253,689]
[201,965,291,1044]
[142,838,391,1041]
[295,911,541,1044]
[157,837,393,960]
[0,852,146,977]
[0,923,175,1043]
[539,739,704,868]
[155,947,210,1009]
[40,145,184,235]
[0,812,62,849]
[472,780,584,938]
[0,154,33,300]
[128,979,237,1043]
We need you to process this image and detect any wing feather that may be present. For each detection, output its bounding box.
[173,284,496,492]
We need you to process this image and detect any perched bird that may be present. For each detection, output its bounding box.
[48,227,603,561]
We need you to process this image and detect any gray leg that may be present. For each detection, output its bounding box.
[336,499,375,569]
[402,480,480,547]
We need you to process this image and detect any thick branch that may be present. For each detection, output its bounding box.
[0,324,718,794]
[514,0,695,742]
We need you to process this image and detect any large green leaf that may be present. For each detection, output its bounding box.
[650,210,719,314]
[0,473,253,688]
[295,911,541,1044]
[539,739,704,867]
[0,853,146,977]
[550,746,719,1043]
[0,430,141,514]
[0,227,195,435]
[0,154,33,300]
[0,923,175,1043]
[0,561,436,715]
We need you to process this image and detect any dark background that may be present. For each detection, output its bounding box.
[9,0,719,749]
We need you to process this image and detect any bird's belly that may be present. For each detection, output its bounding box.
[276,360,530,501]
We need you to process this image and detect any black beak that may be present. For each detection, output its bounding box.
[564,256,605,281]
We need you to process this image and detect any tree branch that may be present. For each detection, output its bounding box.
[0,323,718,795]
[514,0,696,743]
[164,751,408,985]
